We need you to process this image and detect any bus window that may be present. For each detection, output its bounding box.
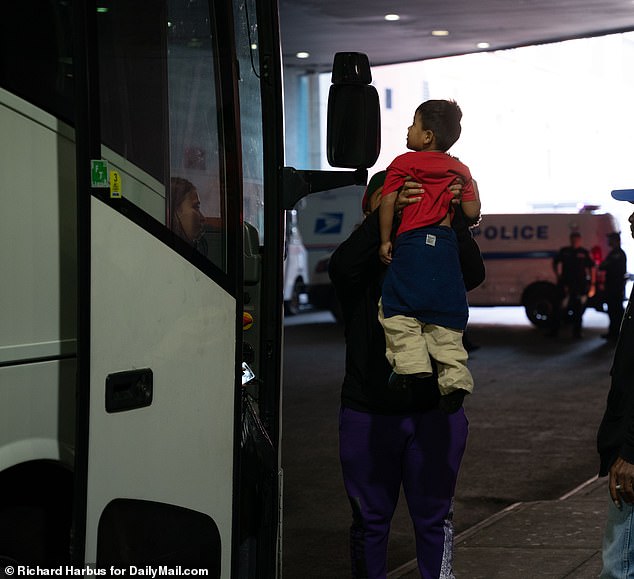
[167,0,227,270]
[97,0,228,272]
[97,1,168,189]
[0,0,74,123]
[234,0,265,239]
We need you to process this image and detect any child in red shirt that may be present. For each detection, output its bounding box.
[378,99,481,411]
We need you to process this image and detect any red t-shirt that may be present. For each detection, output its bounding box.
[382,151,475,236]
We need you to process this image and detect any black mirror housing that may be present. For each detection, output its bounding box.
[327,53,381,169]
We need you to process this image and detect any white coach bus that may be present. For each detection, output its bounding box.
[0,1,379,576]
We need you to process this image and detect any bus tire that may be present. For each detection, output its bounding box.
[0,505,49,565]
[522,282,560,328]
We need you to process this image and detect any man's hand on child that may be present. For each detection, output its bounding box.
[448,178,464,205]
[396,178,424,212]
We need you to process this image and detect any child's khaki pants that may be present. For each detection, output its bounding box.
[379,300,473,396]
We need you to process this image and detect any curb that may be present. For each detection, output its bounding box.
[387,475,601,578]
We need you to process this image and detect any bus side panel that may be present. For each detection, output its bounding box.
[0,360,75,472]
[84,198,236,576]
[0,87,77,566]
[0,91,77,364]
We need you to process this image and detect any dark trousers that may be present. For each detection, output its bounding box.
[605,294,625,338]
[551,291,586,336]
[567,293,586,335]
[339,406,468,579]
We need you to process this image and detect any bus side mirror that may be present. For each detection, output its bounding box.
[327,52,381,169]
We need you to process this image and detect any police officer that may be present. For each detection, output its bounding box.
[549,231,596,338]
[599,231,627,342]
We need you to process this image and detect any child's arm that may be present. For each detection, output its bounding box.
[460,179,481,222]
[378,190,397,264]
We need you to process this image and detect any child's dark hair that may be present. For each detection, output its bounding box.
[415,99,462,151]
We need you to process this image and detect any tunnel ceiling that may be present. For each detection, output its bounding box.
[279,0,634,71]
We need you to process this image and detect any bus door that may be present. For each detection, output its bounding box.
[72,1,249,576]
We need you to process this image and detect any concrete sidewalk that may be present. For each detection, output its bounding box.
[390,476,608,578]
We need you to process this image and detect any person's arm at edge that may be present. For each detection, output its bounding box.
[609,411,634,506]
[613,395,634,506]
[608,456,634,507]
[607,293,634,506]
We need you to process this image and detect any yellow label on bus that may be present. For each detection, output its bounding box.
[109,170,122,198]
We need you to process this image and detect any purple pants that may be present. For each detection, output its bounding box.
[339,406,468,579]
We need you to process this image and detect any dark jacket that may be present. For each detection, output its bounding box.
[597,286,634,475]
[599,247,627,300]
[553,245,594,294]
[328,208,485,414]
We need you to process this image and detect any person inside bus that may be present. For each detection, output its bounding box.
[329,174,484,579]
[549,231,596,338]
[170,176,205,248]
[598,231,627,343]
[597,191,634,577]
[377,99,481,412]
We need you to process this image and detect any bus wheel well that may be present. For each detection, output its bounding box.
[521,281,560,328]
[0,461,73,565]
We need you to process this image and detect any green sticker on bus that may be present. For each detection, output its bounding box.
[91,160,109,188]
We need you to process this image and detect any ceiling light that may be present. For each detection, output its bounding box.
[477,42,490,49]
[384,14,400,21]
[431,30,449,37]
[296,51,310,59]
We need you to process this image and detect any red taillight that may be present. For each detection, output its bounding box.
[590,245,603,265]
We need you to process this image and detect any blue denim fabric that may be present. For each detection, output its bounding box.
[601,494,634,578]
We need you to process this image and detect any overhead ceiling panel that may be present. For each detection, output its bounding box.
[279,0,634,71]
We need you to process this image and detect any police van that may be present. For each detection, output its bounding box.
[470,208,620,326]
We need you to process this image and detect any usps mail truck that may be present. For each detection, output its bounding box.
[470,209,620,327]
[283,209,310,315]
[296,185,365,314]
